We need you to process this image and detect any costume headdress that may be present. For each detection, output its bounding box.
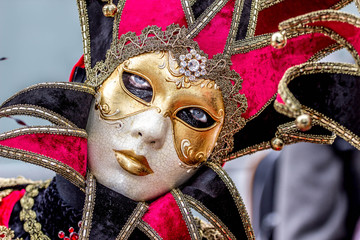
[2,0,360,239]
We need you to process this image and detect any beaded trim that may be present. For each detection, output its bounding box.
[184,194,235,239]
[0,146,85,191]
[115,202,148,240]
[78,173,96,240]
[306,43,342,63]
[137,220,163,240]
[224,119,336,160]
[258,0,285,11]
[246,0,261,38]
[0,82,95,109]
[206,162,255,239]
[224,0,246,54]
[0,105,76,128]
[186,0,229,39]
[277,62,358,117]
[171,189,201,240]
[181,0,195,25]
[278,11,360,66]
[275,62,360,150]
[0,126,87,141]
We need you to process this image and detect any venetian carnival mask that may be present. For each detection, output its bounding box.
[87,51,225,201]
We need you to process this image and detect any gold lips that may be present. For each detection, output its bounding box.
[113,150,154,176]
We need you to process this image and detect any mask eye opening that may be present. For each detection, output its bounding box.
[175,106,218,131]
[120,68,154,105]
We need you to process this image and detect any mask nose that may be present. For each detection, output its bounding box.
[130,109,169,149]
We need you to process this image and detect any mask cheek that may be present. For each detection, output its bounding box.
[172,119,222,166]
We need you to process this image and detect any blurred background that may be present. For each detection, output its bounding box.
[0,0,83,179]
[1,1,360,240]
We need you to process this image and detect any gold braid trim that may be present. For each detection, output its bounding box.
[19,180,51,240]
[0,189,14,202]
[0,177,42,189]
[276,62,360,150]
[0,225,23,240]
[278,10,360,66]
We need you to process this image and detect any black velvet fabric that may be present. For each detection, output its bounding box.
[191,0,215,19]
[72,67,87,83]
[180,165,248,239]
[0,85,94,129]
[127,227,151,239]
[56,174,85,210]
[9,177,83,240]
[235,0,252,40]
[231,99,333,154]
[289,73,360,137]
[232,101,290,153]
[89,182,138,239]
[87,0,119,67]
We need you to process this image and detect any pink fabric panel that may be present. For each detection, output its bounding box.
[0,133,87,177]
[232,33,335,119]
[0,189,25,227]
[310,21,360,55]
[194,0,235,58]
[118,0,187,37]
[142,192,191,240]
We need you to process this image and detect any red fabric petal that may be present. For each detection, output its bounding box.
[232,33,335,119]
[0,189,25,227]
[194,0,236,58]
[69,55,85,82]
[142,192,191,240]
[256,0,341,36]
[309,21,360,54]
[0,133,87,177]
[118,0,187,37]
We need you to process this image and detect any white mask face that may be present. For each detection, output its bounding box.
[86,103,196,201]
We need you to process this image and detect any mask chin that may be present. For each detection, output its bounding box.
[86,102,198,201]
